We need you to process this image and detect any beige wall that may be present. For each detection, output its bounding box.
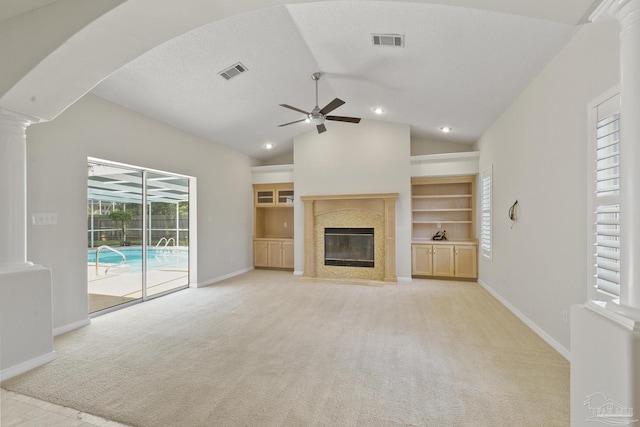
[27,94,258,331]
[293,119,412,277]
[411,137,474,156]
[474,20,620,354]
[262,151,294,166]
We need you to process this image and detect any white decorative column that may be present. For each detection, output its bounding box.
[616,0,640,310]
[0,108,55,381]
[571,2,640,425]
[0,109,34,270]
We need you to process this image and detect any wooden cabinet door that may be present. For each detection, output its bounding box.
[432,245,454,277]
[276,188,294,206]
[411,244,432,276]
[267,241,283,267]
[254,241,269,267]
[255,189,275,206]
[454,245,477,278]
[282,241,294,269]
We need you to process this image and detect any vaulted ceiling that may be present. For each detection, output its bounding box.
[4,0,602,161]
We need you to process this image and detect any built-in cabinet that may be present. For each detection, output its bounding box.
[411,176,478,279]
[253,183,294,270]
[411,243,477,278]
[253,239,294,269]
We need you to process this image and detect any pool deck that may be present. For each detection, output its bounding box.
[88,265,188,312]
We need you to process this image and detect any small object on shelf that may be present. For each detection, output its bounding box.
[432,230,447,241]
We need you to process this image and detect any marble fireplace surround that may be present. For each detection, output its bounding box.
[301,193,398,283]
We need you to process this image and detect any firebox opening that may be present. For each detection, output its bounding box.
[324,227,374,268]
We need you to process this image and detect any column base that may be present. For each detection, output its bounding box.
[0,265,55,381]
[570,303,640,426]
[0,261,35,273]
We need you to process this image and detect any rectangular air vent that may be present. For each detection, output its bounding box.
[372,33,404,47]
[219,62,248,80]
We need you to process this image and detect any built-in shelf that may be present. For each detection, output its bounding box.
[253,183,294,270]
[411,175,478,279]
[411,176,476,243]
[412,195,473,199]
[413,221,473,224]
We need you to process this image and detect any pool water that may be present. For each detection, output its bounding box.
[88,247,188,272]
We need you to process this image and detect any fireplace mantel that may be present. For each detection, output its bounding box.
[301,193,398,282]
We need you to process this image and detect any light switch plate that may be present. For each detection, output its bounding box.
[32,212,57,225]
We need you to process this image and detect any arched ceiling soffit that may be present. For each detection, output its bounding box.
[0,0,600,122]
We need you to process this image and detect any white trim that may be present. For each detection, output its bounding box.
[590,0,617,22]
[410,151,480,178]
[251,164,294,173]
[87,156,192,179]
[293,270,304,276]
[195,267,254,288]
[587,88,621,300]
[251,164,294,184]
[0,351,56,381]
[410,151,480,163]
[589,0,634,22]
[480,166,492,260]
[586,300,640,331]
[53,318,91,336]
[477,279,570,361]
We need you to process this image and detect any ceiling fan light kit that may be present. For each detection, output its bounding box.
[278,72,361,134]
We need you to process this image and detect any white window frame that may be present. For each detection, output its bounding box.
[480,166,492,260]
[587,88,620,302]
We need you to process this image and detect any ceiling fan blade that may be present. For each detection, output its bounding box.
[316,123,327,134]
[279,104,309,115]
[319,98,345,115]
[326,115,361,124]
[278,119,307,127]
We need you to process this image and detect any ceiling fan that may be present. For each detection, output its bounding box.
[278,72,361,134]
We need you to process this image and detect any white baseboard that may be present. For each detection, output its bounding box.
[0,351,56,381]
[477,279,570,361]
[196,267,254,288]
[293,270,304,276]
[53,318,91,337]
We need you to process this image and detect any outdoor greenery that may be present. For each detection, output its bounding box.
[89,202,189,248]
[108,209,133,242]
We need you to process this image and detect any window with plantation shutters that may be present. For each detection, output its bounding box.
[481,167,492,259]
[591,93,620,297]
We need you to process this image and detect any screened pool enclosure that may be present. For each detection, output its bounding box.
[87,160,190,313]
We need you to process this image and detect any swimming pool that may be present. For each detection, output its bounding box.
[88,247,188,272]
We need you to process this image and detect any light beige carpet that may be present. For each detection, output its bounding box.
[1,270,569,426]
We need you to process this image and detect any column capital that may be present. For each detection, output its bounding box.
[590,0,640,22]
[0,108,39,135]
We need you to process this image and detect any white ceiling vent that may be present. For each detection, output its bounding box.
[371,34,404,47]
[219,62,248,80]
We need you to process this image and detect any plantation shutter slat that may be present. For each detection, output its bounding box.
[594,109,620,296]
[480,168,492,259]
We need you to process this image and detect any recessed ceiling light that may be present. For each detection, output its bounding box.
[374,107,383,115]
[264,143,273,150]
[440,126,452,133]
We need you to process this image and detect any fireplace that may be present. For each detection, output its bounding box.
[324,227,374,268]
[301,193,398,282]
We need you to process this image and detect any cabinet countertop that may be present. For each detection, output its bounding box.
[254,237,294,241]
[412,240,477,246]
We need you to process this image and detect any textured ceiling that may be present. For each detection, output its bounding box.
[0,0,57,22]
[90,1,597,161]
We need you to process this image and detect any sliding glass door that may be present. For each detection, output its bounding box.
[87,160,190,314]
[146,172,189,297]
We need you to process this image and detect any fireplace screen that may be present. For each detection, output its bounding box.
[324,227,374,268]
